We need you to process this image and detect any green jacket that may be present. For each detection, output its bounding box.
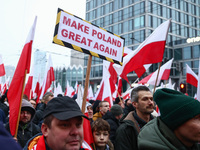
[138,117,200,150]
[114,111,140,150]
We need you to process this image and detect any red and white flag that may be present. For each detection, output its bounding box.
[95,62,114,107]
[114,20,171,82]
[7,16,37,136]
[24,67,34,100]
[40,55,55,99]
[196,59,200,101]
[138,58,174,86]
[74,81,79,94]
[186,64,198,87]
[64,81,75,97]
[124,47,152,78]
[116,77,122,97]
[54,82,63,96]
[0,55,5,77]
[87,85,94,100]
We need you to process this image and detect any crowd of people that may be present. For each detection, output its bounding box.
[0,85,200,150]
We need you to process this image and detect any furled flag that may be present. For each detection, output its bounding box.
[95,62,113,107]
[196,58,200,101]
[34,75,40,98]
[113,20,171,82]
[40,54,55,99]
[138,58,174,86]
[7,16,37,136]
[121,88,132,100]
[54,82,63,96]
[186,64,198,87]
[87,85,94,100]
[0,55,5,77]
[74,81,79,94]
[64,81,75,97]
[116,77,122,97]
[23,67,34,100]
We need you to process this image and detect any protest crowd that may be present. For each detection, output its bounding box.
[0,12,200,150]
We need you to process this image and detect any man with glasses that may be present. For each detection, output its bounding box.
[5,99,40,148]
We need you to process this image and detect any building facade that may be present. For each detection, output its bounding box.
[54,65,83,92]
[84,0,200,95]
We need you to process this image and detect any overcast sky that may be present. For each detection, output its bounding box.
[0,0,86,68]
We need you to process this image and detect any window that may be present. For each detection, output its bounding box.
[183,47,191,59]
[123,20,129,33]
[193,45,200,58]
[174,48,182,60]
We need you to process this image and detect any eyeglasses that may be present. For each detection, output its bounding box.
[21,111,31,115]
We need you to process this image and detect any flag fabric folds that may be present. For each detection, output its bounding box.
[138,58,174,86]
[0,55,5,77]
[39,55,55,99]
[114,20,171,82]
[7,16,37,136]
[196,59,200,101]
[186,64,198,87]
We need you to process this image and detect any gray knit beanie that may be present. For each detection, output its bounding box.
[110,104,123,116]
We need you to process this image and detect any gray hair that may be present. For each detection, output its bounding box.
[131,86,151,102]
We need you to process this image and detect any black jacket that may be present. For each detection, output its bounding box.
[32,103,46,126]
[5,121,41,148]
[102,111,120,145]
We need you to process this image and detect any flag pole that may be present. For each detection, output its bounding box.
[82,55,92,113]
[153,62,162,94]
[14,69,27,138]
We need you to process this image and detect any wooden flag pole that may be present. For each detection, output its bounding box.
[153,62,162,94]
[82,55,92,113]
[14,69,27,138]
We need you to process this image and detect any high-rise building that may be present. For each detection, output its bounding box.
[85,0,200,95]
[33,49,47,87]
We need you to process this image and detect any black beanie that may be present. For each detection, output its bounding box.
[154,88,200,130]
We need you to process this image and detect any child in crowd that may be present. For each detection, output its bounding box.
[91,118,114,150]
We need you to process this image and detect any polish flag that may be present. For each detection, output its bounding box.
[34,79,40,99]
[7,17,37,136]
[87,85,94,100]
[134,64,152,78]
[196,59,200,101]
[138,58,174,86]
[74,81,79,94]
[65,81,75,97]
[40,55,55,99]
[186,64,198,87]
[54,82,63,96]
[0,55,5,77]
[83,113,94,150]
[116,77,122,97]
[114,20,171,82]
[121,88,132,100]
[24,67,34,99]
[123,47,152,78]
[95,63,113,107]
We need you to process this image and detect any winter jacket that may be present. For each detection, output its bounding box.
[32,103,46,126]
[114,111,154,150]
[5,121,41,148]
[93,111,102,121]
[102,111,120,144]
[138,117,200,150]
[5,99,41,148]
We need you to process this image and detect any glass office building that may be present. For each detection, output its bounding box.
[84,0,200,95]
